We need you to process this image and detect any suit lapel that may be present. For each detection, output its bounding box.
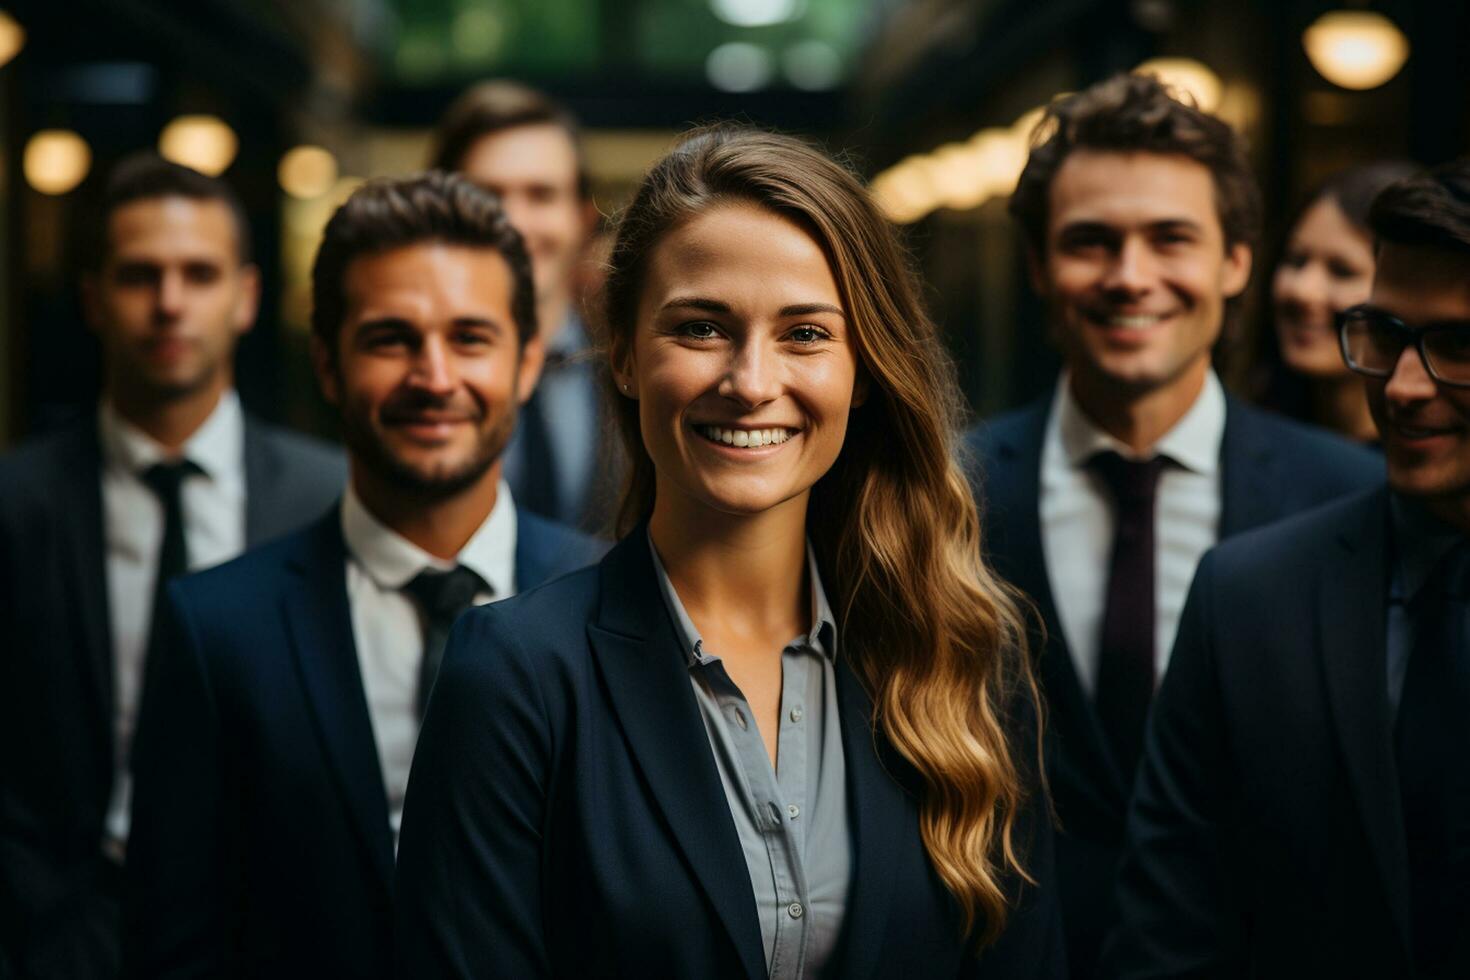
[980,403,1128,813]
[1316,488,1412,955]
[1218,398,1280,537]
[587,532,766,980]
[282,512,396,894]
[59,420,115,778]
[829,662,903,980]
[513,508,554,591]
[242,419,279,546]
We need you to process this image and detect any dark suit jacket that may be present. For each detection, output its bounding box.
[123,507,607,980]
[1101,487,1423,977]
[393,530,1066,979]
[963,394,1381,977]
[0,414,342,979]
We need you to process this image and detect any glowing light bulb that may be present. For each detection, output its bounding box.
[1135,57,1223,112]
[278,145,339,200]
[24,129,91,195]
[1303,11,1409,91]
[0,11,24,69]
[159,115,238,176]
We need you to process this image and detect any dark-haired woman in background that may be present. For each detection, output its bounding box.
[392,126,1063,978]
[1254,161,1417,441]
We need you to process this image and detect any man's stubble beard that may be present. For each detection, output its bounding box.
[341,395,519,503]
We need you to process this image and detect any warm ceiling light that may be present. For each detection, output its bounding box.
[23,129,91,195]
[159,114,238,176]
[278,145,339,200]
[1303,11,1409,91]
[0,11,24,68]
[709,0,800,28]
[1136,57,1223,112]
[967,127,1029,201]
[871,158,938,225]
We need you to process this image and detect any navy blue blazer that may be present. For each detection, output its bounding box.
[124,506,606,980]
[1103,487,1422,977]
[0,415,342,980]
[963,394,1381,976]
[393,529,1066,979]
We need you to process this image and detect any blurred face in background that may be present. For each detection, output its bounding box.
[458,123,595,320]
[317,242,544,499]
[617,203,861,523]
[1037,150,1252,400]
[1364,244,1470,522]
[1273,195,1376,378]
[87,195,258,406]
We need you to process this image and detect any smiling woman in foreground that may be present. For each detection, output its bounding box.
[392,126,1064,979]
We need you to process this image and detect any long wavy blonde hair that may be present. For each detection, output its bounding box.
[601,126,1041,945]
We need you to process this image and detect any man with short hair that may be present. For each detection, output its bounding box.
[431,80,610,530]
[965,73,1381,975]
[124,172,606,978]
[1104,159,1470,980]
[0,155,343,979]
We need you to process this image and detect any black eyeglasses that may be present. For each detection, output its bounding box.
[1337,304,1470,389]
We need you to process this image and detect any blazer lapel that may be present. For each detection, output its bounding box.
[828,662,903,980]
[282,513,396,894]
[1316,488,1412,955]
[587,532,766,980]
[980,404,1128,814]
[1218,397,1280,537]
[513,508,555,591]
[58,420,115,780]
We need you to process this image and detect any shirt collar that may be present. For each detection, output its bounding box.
[1389,492,1468,604]
[647,528,838,668]
[1051,369,1225,475]
[340,480,518,596]
[98,389,245,486]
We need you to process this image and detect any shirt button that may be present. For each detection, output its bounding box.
[790,706,803,723]
[787,804,800,819]
[788,902,804,919]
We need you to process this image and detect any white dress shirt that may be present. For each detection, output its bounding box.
[340,481,516,841]
[1039,371,1225,693]
[99,390,247,852]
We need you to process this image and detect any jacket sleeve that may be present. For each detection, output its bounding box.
[966,682,1068,979]
[393,603,555,979]
[123,585,236,979]
[1099,552,1245,979]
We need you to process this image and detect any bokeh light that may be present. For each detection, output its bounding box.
[278,145,340,200]
[0,11,25,69]
[1303,11,1409,91]
[23,129,91,195]
[159,114,238,176]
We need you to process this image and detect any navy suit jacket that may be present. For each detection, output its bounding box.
[963,394,1381,976]
[1103,487,1425,977]
[393,529,1066,979]
[0,415,343,979]
[123,506,607,980]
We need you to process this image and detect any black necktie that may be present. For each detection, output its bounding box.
[518,390,562,523]
[1396,540,1470,977]
[403,566,489,719]
[140,460,202,668]
[1090,451,1169,775]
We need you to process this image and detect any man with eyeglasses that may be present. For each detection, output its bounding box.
[1104,159,1470,979]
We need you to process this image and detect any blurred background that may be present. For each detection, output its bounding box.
[0,0,1465,446]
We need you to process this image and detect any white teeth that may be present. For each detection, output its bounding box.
[696,425,794,447]
[1106,314,1166,328]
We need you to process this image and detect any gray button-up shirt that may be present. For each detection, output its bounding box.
[649,533,851,979]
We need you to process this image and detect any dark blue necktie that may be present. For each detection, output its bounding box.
[1396,539,1470,977]
[140,459,202,670]
[1090,451,1169,775]
[403,566,489,719]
